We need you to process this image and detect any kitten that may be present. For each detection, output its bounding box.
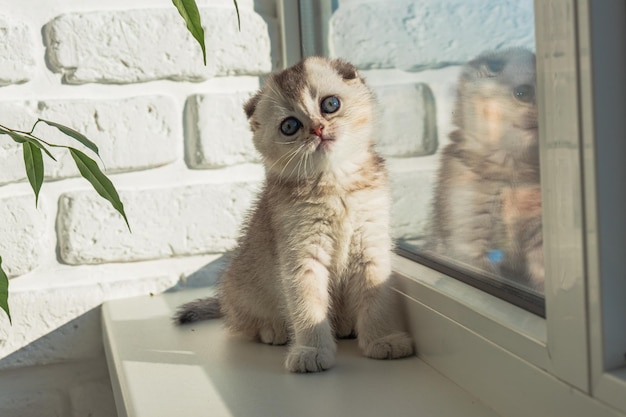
[429,48,544,291]
[175,57,414,373]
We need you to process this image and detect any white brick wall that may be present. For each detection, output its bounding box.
[0,0,534,415]
[0,96,178,184]
[0,194,47,276]
[186,92,260,168]
[372,83,437,157]
[0,1,275,415]
[389,157,439,241]
[330,0,535,70]
[0,15,36,85]
[45,8,273,84]
[0,268,188,369]
[57,182,259,265]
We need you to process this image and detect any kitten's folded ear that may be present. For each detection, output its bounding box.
[244,90,262,132]
[331,59,363,83]
[467,53,505,79]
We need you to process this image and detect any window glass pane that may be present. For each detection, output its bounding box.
[324,0,544,313]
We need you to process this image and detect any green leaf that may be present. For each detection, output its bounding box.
[3,128,28,144]
[233,0,241,31]
[0,127,57,161]
[69,148,131,231]
[172,0,206,65]
[23,141,45,207]
[37,119,100,158]
[0,257,11,325]
[23,136,57,161]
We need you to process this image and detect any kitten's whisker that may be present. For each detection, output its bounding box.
[279,142,308,180]
[293,154,303,182]
[298,153,308,182]
[266,141,305,178]
[292,150,301,182]
[281,143,306,175]
[297,151,308,182]
[300,146,312,180]
[305,144,313,177]
[305,151,312,178]
[267,147,299,174]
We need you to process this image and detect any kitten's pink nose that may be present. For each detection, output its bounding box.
[311,124,324,137]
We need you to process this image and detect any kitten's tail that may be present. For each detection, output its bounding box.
[174,296,223,325]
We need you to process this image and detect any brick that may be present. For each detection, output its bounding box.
[373,83,437,157]
[0,194,47,277]
[0,96,178,185]
[45,8,272,84]
[388,158,438,241]
[330,0,535,70]
[0,16,36,85]
[207,10,275,77]
[57,182,260,265]
[186,92,260,168]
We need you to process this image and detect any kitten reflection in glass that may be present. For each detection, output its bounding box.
[429,48,544,293]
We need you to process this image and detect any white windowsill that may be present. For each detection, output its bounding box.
[102,286,500,417]
[391,254,549,370]
[392,254,626,417]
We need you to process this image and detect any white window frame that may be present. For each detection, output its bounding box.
[578,1,626,413]
[282,0,626,415]
[396,1,626,415]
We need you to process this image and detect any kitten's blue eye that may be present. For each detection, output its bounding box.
[280,117,301,136]
[321,96,340,114]
[513,84,534,103]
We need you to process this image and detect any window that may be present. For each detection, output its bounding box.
[283,0,626,416]
[296,0,546,315]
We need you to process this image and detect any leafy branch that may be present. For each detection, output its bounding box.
[0,0,240,324]
[0,120,130,323]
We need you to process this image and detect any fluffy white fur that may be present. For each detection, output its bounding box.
[176,57,414,372]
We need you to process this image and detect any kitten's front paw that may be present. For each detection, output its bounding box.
[285,345,336,373]
[361,332,414,359]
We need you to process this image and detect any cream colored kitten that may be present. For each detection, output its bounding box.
[175,57,414,373]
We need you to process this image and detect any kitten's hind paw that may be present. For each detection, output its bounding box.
[285,345,336,373]
[361,332,415,360]
[258,325,289,345]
